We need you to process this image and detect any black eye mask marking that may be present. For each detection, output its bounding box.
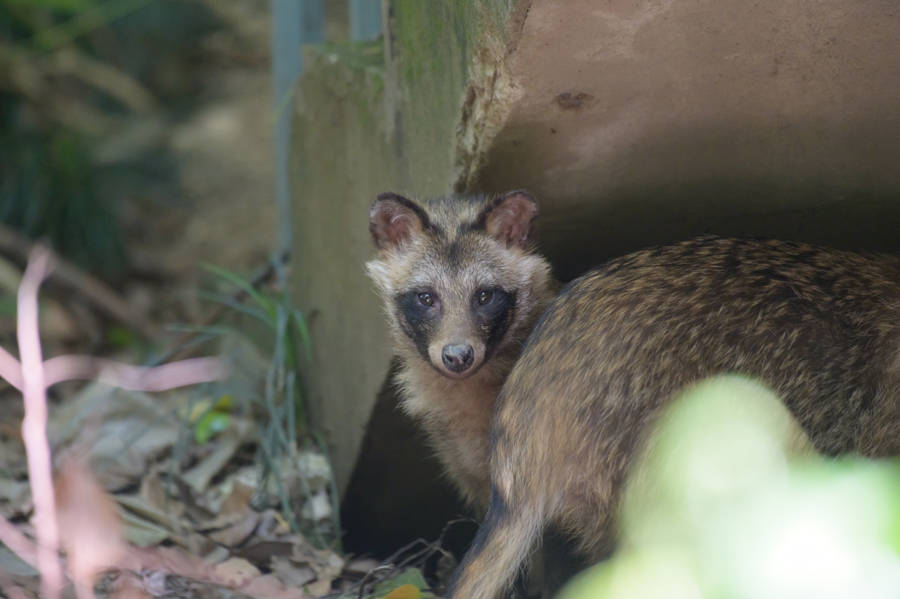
[472,287,516,359]
[395,290,441,363]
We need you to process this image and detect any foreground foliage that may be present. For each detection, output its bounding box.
[560,375,900,599]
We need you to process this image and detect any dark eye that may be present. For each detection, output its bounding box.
[477,289,494,305]
[417,292,434,307]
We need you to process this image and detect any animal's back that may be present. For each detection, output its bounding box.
[495,237,900,550]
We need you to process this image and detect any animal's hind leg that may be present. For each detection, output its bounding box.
[447,483,549,599]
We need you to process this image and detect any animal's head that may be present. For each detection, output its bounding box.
[367,191,554,379]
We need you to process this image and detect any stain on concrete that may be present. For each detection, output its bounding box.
[555,91,594,110]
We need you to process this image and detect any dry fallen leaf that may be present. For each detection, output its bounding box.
[217,480,255,520]
[40,298,80,342]
[182,429,250,494]
[121,546,215,583]
[240,573,309,599]
[104,572,152,599]
[115,499,176,548]
[213,557,260,587]
[255,509,292,538]
[48,385,180,492]
[304,578,332,597]
[344,557,379,576]
[270,556,315,587]
[137,469,171,516]
[208,510,259,547]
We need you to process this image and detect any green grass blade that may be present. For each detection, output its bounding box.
[200,262,275,318]
[292,309,313,362]
[163,323,235,336]
[197,290,273,327]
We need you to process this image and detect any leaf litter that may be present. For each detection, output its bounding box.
[0,327,450,598]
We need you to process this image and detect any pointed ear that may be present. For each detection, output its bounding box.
[369,192,432,250]
[477,190,539,248]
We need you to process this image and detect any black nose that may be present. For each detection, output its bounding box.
[442,343,474,373]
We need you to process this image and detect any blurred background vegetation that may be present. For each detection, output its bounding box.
[0,0,352,285]
[2,0,215,278]
[0,2,352,591]
[0,0,279,350]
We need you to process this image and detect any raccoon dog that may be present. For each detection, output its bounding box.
[448,236,900,599]
[366,190,557,507]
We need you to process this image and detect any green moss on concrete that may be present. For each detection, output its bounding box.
[388,0,515,195]
[291,43,396,493]
[316,39,384,72]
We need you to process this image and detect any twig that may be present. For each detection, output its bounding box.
[0,226,160,339]
[328,518,471,599]
[17,249,63,599]
[355,565,395,599]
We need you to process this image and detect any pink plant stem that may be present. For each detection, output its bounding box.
[42,355,226,390]
[17,249,63,599]
[1,348,225,393]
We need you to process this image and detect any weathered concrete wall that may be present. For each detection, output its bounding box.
[465,0,900,277]
[290,1,519,495]
[290,41,393,497]
[291,0,900,554]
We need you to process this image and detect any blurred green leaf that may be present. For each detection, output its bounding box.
[621,375,810,550]
[292,309,312,362]
[105,324,139,349]
[559,548,702,599]
[559,374,900,599]
[193,411,230,445]
[373,568,429,598]
[0,294,16,316]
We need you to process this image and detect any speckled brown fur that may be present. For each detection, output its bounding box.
[367,191,557,507]
[449,236,900,599]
